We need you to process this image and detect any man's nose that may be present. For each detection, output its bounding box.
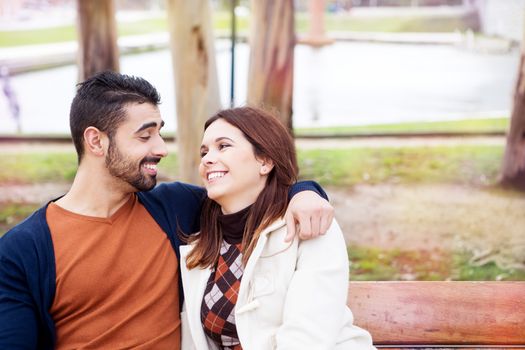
[153,135,168,158]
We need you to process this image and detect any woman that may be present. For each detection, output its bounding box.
[180,107,374,350]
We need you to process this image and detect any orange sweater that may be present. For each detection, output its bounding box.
[47,195,180,349]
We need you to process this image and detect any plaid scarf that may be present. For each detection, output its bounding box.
[201,240,244,350]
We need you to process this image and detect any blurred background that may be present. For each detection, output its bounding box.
[1,0,524,281]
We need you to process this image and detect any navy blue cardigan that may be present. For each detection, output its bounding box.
[0,181,325,349]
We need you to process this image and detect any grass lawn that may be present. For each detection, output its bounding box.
[0,10,476,47]
[2,142,520,281]
[298,144,503,187]
[0,144,503,187]
[348,245,525,281]
[0,152,78,183]
[295,117,508,136]
[0,203,39,234]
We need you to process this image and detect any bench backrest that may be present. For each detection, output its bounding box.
[347,281,525,348]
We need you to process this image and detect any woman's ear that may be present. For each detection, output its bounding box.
[259,158,275,175]
[83,127,107,157]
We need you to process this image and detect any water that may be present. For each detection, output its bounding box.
[0,40,519,134]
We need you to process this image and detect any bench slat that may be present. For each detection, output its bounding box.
[347,281,525,346]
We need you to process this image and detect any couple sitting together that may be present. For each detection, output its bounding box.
[0,71,374,349]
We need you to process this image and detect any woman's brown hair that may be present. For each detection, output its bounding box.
[185,107,298,269]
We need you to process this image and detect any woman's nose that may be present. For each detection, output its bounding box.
[201,150,216,165]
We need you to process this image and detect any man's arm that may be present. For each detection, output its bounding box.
[0,234,40,348]
[144,180,333,242]
[286,181,334,242]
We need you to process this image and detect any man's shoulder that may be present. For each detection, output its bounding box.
[139,181,206,204]
[150,181,205,195]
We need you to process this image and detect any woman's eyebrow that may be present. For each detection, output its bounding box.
[214,137,234,143]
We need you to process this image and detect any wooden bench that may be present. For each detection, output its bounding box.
[347,281,525,349]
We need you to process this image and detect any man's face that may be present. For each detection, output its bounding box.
[105,102,167,192]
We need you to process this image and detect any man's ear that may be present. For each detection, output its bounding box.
[259,158,275,176]
[83,127,107,157]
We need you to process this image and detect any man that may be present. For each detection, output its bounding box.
[0,71,333,349]
[1,66,21,133]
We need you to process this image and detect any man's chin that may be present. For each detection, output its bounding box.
[141,182,157,192]
[133,178,157,192]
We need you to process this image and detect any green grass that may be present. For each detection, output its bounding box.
[348,245,525,281]
[0,144,518,280]
[0,203,40,234]
[0,144,504,186]
[0,10,477,47]
[0,17,170,47]
[295,117,508,136]
[0,153,78,183]
[298,145,503,187]
[0,151,180,184]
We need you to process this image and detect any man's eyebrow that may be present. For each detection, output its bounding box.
[134,120,165,133]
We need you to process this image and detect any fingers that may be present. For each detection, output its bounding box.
[319,207,334,235]
[298,205,334,240]
[299,212,321,240]
[284,191,336,242]
[297,213,313,240]
[284,210,296,242]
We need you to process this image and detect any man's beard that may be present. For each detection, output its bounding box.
[105,138,158,192]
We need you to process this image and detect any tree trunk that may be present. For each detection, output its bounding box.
[247,0,295,131]
[77,0,119,81]
[166,0,221,184]
[301,0,334,47]
[501,53,525,190]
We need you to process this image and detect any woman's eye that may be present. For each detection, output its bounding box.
[219,143,231,150]
[200,151,207,158]
[140,136,151,141]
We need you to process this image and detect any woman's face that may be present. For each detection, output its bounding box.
[199,119,272,214]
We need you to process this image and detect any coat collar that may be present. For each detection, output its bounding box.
[259,217,286,237]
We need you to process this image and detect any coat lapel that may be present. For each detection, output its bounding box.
[237,219,286,307]
[180,245,213,350]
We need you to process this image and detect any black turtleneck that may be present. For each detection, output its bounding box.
[218,205,251,245]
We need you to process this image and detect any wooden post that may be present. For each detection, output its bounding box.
[166,0,221,184]
[501,52,525,190]
[77,0,119,81]
[247,0,295,131]
[301,0,334,47]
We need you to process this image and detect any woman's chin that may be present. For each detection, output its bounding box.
[206,190,223,203]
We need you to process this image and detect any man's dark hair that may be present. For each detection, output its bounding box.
[69,71,161,162]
